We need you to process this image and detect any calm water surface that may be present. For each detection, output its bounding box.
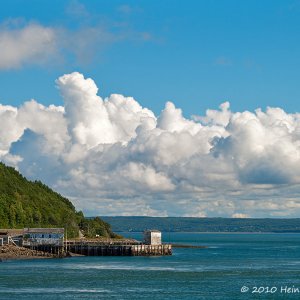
[0,232,299,299]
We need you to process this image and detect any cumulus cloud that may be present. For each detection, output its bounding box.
[2,72,300,217]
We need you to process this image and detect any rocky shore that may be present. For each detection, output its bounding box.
[0,244,56,261]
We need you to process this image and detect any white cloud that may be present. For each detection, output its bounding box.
[121,162,175,192]
[0,21,114,69]
[56,72,155,148]
[193,101,231,126]
[2,72,300,217]
[0,13,153,70]
[0,23,57,69]
[232,213,249,218]
[0,104,20,154]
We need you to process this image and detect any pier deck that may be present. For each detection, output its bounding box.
[66,241,172,256]
[24,240,172,256]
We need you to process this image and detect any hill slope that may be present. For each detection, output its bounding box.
[0,162,114,238]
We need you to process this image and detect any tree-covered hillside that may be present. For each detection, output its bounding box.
[0,162,115,238]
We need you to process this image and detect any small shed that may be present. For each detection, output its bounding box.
[144,230,162,245]
[0,231,9,246]
[22,228,64,246]
[0,229,23,246]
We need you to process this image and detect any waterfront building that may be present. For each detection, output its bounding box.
[22,228,64,246]
[143,230,162,245]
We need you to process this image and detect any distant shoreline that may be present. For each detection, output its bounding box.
[102,216,300,233]
[118,231,300,234]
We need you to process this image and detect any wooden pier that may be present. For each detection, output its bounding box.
[24,241,172,256]
[131,244,172,256]
[66,241,172,256]
[24,245,65,257]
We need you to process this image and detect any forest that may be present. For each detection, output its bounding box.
[0,162,116,238]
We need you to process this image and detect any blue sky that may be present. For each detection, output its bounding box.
[1,0,300,116]
[2,1,300,217]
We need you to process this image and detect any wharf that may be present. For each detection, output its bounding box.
[66,240,172,256]
[23,240,172,256]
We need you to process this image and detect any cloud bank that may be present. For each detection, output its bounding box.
[1,72,300,217]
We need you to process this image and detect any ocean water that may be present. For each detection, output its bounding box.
[0,232,300,299]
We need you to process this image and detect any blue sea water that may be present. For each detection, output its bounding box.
[0,232,300,299]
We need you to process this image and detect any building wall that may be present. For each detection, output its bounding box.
[150,232,161,245]
[0,235,8,245]
[0,235,9,245]
[23,233,64,246]
[144,231,162,245]
[28,233,63,239]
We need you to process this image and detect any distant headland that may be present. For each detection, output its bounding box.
[101,216,300,233]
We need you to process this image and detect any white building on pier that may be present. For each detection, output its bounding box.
[143,230,162,245]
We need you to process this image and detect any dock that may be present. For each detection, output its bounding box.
[65,240,172,256]
[6,228,172,257]
[23,241,172,256]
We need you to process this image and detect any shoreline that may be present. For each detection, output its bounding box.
[0,244,61,262]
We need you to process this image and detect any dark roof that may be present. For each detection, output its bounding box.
[23,228,64,234]
[144,230,161,233]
